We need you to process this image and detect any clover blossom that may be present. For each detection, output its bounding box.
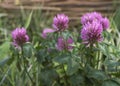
[52,14,69,31]
[81,12,109,30]
[12,27,29,47]
[81,12,102,25]
[81,22,103,46]
[56,37,74,51]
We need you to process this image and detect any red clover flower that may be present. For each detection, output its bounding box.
[52,14,69,31]
[81,21,103,46]
[41,14,69,38]
[81,12,109,30]
[56,37,74,51]
[80,12,110,46]
[12,27,29,47]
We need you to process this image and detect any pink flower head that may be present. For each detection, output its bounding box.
[81,12,109,30]
[52,14,69,31]
[41,28,55,39]
[12,27,29,47]
[56,37,74,51]
[81,12,102,25]
[81,21,103,46]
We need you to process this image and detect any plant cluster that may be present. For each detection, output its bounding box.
[0,12,120,86]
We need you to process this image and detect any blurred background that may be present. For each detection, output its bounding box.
[0,0,120,26]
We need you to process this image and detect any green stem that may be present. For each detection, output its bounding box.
[21,46,34,85]
[24,63,34,84]
[96,51,100,69]
[87,46,95,68]
[36,63,41,86]
[62,64,69,86]
[88,47,92,66]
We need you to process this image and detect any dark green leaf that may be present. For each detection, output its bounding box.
[67,58,79,75]
[40,69,58,86]
[102,80,120,86]
[85,65,108,81]
[53,54,70,64]
[98,43,109,56]
[104,58,120,72]
[87,70,108,81]
[70,74,84,86]
[22,42,33,57]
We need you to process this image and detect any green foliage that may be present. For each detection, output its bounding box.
[22,42,34,58]
[0,41,10,60]
[0,7,120,86]
[102,80,120,86]
[114,7,120,31]
[25,11,33,29]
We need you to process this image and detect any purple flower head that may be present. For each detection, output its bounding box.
[101,17,110,30]
[12,27,29,47]
[52,14,69,31]
[41,28,55,39]
[81,12,110,30]
[56,37,74,51]
[81,21,103,46]
[81,12,102,25]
